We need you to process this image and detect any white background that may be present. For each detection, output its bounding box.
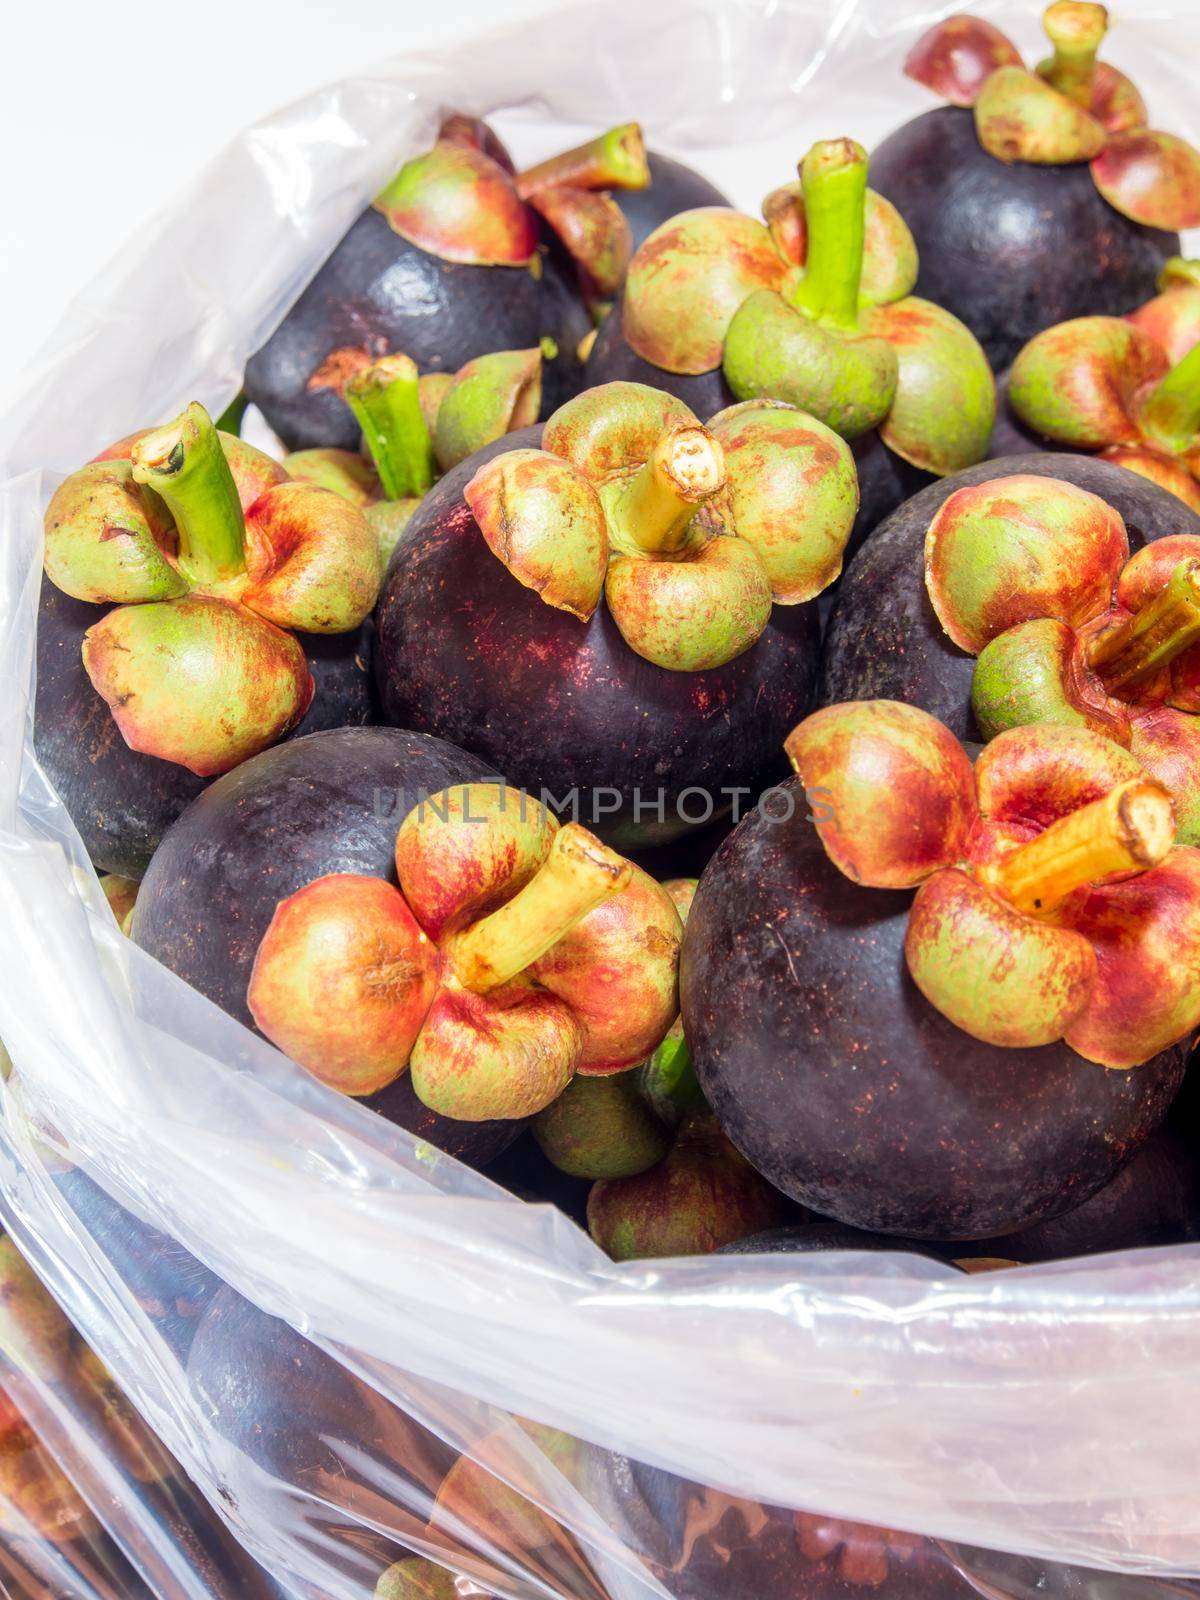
[0,0,559,418]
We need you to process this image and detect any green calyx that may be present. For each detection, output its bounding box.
[974,64,1105,165]
[973,617,1106,741]
[345,355,436,501]
[431,347,543,473]
[1137,340,1200,455]
[130,402,247,588]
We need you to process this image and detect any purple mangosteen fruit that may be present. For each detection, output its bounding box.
[682,701,1197,1238]
[868,6,1200,372]
[375,379,860,848]
[587,139,995,553]
[244,116,716,450]
[38,405,380,876]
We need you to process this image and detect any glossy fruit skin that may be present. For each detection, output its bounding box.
[35,576,375,878]
[587,310,932,560]
[187,1288,454,1562]
[719,1222,932,1257]
[613,152,731,252]
[869,107,1178,372]
[52,1169,221,1363]
[375,430,821,850]
[244,215,588,451]
[131,727,521,1166]
[681,791,1187,1239]
[819,452,1200,741]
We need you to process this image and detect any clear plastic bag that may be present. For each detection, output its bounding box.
[2,1,1200,1594]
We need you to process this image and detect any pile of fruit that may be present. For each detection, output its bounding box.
[17,6,1200,1597]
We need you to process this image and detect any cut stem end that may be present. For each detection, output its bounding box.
[985,778,1174,916]
[610,425,727,555]
[129,402,246,586]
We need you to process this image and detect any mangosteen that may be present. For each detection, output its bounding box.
[819,452,1200,743]
[243,117,662,450]
[39,407,380,876]
[186,1288,454,1558]
[996,300,1200,512]
[587,140,994,554]
[683,702,1196,1238]
[826,463,1200,844]
[245,780,680,1121]
[375,379,862,848]
[132,726,522,1163]
[869,7,1200,372]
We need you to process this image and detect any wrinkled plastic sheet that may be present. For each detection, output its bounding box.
[2,1,1200,1595]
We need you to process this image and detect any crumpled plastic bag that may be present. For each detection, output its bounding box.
[1,1,1200,1595]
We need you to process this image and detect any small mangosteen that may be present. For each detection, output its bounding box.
[38,406,379,876]
[588,139,994,552]
[819,452,1200,743]
[869,6,1200,372]
[586,1111,787,1260]
[683,701,1196,1237]
[247,782,680,1121]
[132,726,523,1164]
[376,379,857,848]
[532,1073,670,1180]
[243,117,662,449]
[285,346,546,565]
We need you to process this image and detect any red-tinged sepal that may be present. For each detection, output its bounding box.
[437,114,516,174]
[1062,847,1200,1066]
[432,348,543,474]
[622,208,785,376]
[924,474,1128,654]
[409,980,583,1120]
[1008,316,1166,448]
[1129,707,1200,845]
[82,595,313,776]
[761,183,917,307]
[903,14,1023,106]
[1126,284,1200,366]
[530,864,681,1073]
[905,868,1097,1047]
[463,447,608,621]
[43,461,184,604]
[861,296,996,475]
[282,448,381,507]
[373,139,538,266]
[784,700,978,888]
[974,722,1146,831]
[527,186,632,298]
[971,618,1132,746]
[543,382,698,480]
[1092,131,1200,230]
[394,784,558,942]
[1090,62,1148,135]
[241,483,381,633]
[1099,446,1200,513]
[605,531,773,671]
[975,67,1105,164]
[247,875,437,1096]
[707,401,858,602]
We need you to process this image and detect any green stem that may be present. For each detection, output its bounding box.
[607,425,726,556]
[1039,1,1107,107]
[516,123,649,198]
[345,355,436,501]
[787,139,868,333]
[1138,341,1200,454]
[1088,558,1200,695]
[129,402,246,587]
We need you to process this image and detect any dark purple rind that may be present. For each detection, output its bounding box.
[586,296,735,413]
[484,1131,592,1227]
[131,726,520,1167]
[869,106,1177,372]
[375,428,821,849]
[613,152,733,253]
[186,1288,453,1578]
[718,1222,932,1257]
[34,577,375,879]
[818,452,1200,741]
[849,433,933,563]
[977,1127,1200,1261]
[243,215,588,451]
[52,1169,220,1363]
[681,786,1187,1238]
